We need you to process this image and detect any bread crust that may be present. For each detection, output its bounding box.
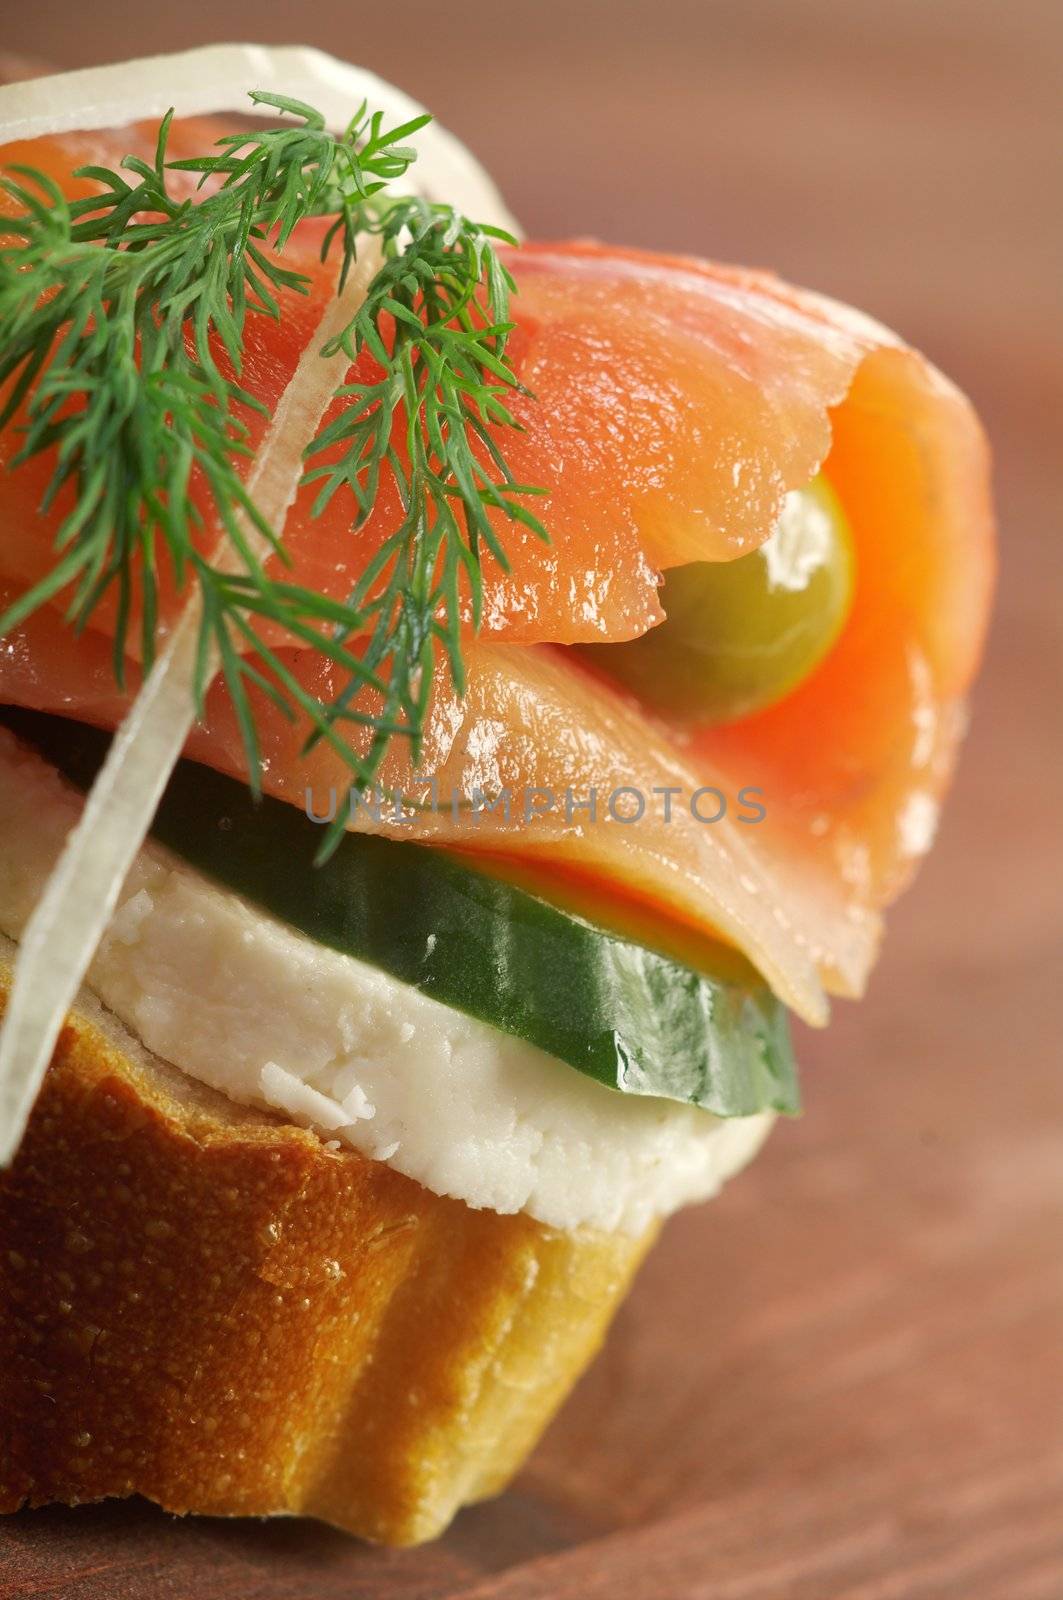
[0,952,652,1544]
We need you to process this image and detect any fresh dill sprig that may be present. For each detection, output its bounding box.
[0,95,545,843]
[301,193,548,854]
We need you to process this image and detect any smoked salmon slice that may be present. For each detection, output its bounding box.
[0,122,995,1023]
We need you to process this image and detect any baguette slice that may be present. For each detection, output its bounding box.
[0,937,653,1544]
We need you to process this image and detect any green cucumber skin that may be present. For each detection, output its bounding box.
[2,707,799,1118]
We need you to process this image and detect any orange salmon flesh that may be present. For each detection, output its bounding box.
[0,121,995,1023]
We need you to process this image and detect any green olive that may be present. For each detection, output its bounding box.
[581,473,855,724]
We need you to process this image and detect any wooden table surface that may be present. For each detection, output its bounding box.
[2,3,1061,1596]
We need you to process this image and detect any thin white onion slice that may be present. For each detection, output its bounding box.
[0,247,381,1166]
[0,46,518,1163]
[0,44,518,235]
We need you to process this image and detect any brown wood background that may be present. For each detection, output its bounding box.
[1,2,1061,1595]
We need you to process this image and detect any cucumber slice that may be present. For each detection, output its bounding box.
[2,708,799,1118]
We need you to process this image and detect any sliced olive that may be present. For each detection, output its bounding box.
[579,473,855,724]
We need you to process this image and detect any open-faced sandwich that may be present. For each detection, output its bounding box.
[0,45,994,1544]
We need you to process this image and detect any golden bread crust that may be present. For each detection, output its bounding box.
[0,959,653,1543]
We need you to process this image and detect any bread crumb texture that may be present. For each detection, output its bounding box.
[0,956,653,1544]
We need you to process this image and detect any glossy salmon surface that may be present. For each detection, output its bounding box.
[0,123,995,1021]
